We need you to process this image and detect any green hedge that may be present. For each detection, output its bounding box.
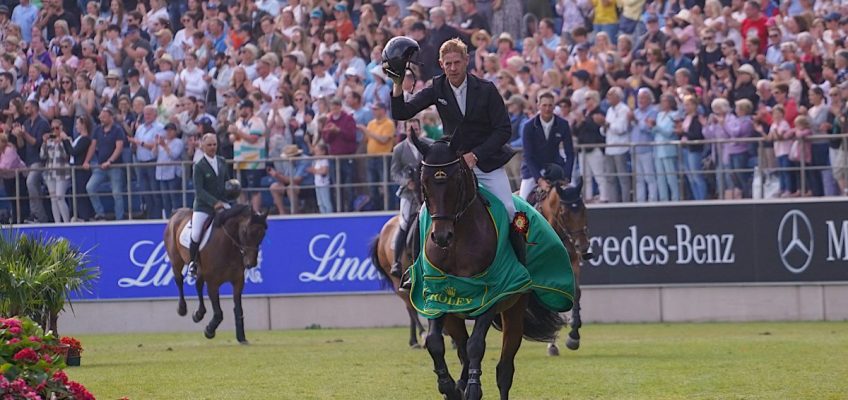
[0,228,99,334]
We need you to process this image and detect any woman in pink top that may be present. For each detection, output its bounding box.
[0,131,26,220]
[768,105,796,197]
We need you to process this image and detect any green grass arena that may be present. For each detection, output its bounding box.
[67,322,848,399]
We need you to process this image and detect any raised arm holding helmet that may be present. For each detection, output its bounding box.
[384,36,527,277]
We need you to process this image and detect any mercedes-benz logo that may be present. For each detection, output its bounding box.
[777,210,814,274]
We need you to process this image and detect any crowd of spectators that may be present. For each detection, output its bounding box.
[0,0,845,223]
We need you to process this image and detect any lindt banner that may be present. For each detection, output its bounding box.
[581,200,848,285]
[16,200,848,300]
[17,215,394,299]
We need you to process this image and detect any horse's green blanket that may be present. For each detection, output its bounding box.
[409,187,575,319]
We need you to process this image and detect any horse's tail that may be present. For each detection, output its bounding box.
[492,295,565,343]
[369,235,392,290]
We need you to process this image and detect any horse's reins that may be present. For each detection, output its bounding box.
[421,157,479,223]
[220,220,259,257]
[536,185,588,240]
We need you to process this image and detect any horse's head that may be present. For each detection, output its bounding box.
[554,177,592,260]
[238,209,269,268]
[412,136,476,249]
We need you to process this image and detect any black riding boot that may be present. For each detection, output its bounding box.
[390,227,408,278]
[188,240,200,277]
[509,229,527,267]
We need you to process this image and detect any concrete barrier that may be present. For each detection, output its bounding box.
[59,283,848,334]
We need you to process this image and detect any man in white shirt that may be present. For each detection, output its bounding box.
[603,87,632,202]
[252,54,280,114]
[130,105,165,218]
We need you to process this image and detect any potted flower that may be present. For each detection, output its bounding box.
[60,336,83,366]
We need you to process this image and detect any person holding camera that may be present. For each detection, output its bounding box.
[39,119,71,223]
[187,133,232,278]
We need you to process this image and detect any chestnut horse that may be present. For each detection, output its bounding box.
[163,204,268,344]
[412,138,564,400]
[369,215,426,348]
[534,177,592,355]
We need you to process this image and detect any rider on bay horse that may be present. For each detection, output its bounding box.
[518,91,575,201]
[389,119,432,278]
[385,36,527,282]
[187,132,240,277]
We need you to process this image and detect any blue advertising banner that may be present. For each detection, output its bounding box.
[17,214,395,300]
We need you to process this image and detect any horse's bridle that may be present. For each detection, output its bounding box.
[221,220,260,257]
[535,184,588,240]
[421,158,478,223]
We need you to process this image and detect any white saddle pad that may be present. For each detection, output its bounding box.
[179,220,214,250]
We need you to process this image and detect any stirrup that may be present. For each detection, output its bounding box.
[398,268,412,292]
[390,262,403,278]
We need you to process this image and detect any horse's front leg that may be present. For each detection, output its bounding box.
[465,307,499,400]
[204,283,224,339]
[444,316,470,392]
[233,278,248,344]
[425,317,462,400]
[406,305,421,348]
[566,286,582,351]
[192,276,206,323]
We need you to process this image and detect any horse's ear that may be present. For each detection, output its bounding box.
[408,126,430,158]
[259,208,269,219]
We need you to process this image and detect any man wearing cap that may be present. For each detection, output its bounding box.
[732,64,760,109]
[187,133,232,277]
[635,14,668,58]
[118,67,151,105]
[359,101,396,210]
[336,39,367,82]
[268,144,310,215]
[333,2,354,42]
[11,0,37,44]
[229,99,267,212]
[391,38,527,268]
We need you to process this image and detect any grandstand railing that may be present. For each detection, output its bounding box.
[0,134,846,223]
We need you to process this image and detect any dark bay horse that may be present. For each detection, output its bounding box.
[369,215,426,348]
[535,177,592,355]
[412,137,564,400]
[163,204,268,344]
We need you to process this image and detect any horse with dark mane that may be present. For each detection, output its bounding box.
[533,170,592,354]
[409,136,573,400]
[163,204,268,344]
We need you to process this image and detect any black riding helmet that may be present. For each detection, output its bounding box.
[382,36,420,79]
[224,179,242,201]
[540,164,566,182]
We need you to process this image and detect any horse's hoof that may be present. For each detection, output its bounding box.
[547,343,560,356]
[177,303,187,317]
[464,385,481,400]
[409,343,422,349]
[566,337,580,351]
[443,388,463,400]
[238,340,250,345]
[192,312,204,323]
[204,328,215,339]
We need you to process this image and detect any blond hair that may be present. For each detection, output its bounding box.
[439,38,468,61]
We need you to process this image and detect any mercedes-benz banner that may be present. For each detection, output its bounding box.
[581,201,848,285]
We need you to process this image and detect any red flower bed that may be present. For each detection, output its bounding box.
[1,316,96,399]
